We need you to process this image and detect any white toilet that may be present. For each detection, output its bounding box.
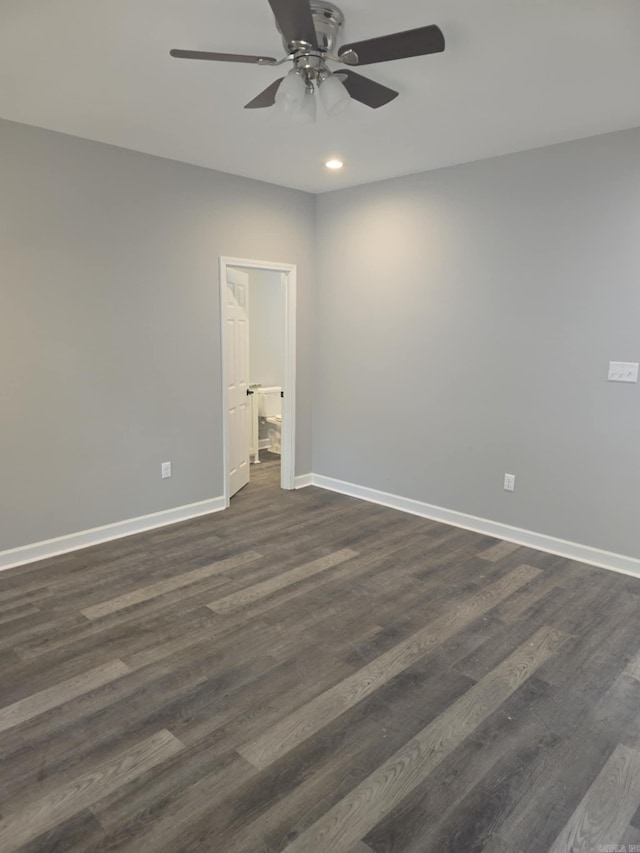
[256,386,282,455]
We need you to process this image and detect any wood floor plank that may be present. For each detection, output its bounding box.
[0,664,179,785]
[0,658,130,734]
[98,750,256,852]
[483,719,640,852]
[207,548,359,615]
[548,744,640,853]
[16,580,231,663]
[81,550,262,620]
[14,808,106,853]
[3,459,640,852]
[540,584,640,688]
[0,612,90,657]
[593,673,640,754]
[234,525,440,626]
[218,668,476,853]
[495,567,565,625]
[0,604,40,626]
[0,729,183,851]
[620,824,640,848]
[89,654,360,848]
[625,651,640,683]
[281,625,570,853]
[0,585,51,606]
[0,667,197,805]
[238,564,540,770]
[120,612,223,670]
[91,738,253,836]
[173,647,358,751]
[1,640,142,709]
[477,540,521,562]
[362,708,557,853]
[467,613,640,852]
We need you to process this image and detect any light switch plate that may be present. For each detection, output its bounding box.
[504,473,515,492]
[608,362,639,383]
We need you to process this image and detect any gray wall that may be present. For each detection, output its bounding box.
[4,116,640,562]
[247,268,284,388]
[315,128,640,559]
[0,119,315,551]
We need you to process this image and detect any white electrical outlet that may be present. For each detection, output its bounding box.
[161,462,172,479]
[504,473,515,492]
[608,362,639,383]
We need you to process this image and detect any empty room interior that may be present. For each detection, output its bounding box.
[1,1,640,851]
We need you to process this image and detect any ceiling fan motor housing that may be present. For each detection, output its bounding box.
[277,1,344,54]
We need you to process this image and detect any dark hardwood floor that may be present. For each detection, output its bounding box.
[2,460,640,851]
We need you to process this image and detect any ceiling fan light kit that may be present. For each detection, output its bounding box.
[170,0,445,119]
[292,86,317,123]
[275,68,307,111]
[318,73,350,117]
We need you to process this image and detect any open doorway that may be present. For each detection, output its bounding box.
[219,257,296,507]
[247,269,284,491]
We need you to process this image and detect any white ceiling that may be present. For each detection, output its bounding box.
[2,0,640,193]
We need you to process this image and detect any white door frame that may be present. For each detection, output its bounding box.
[219,256,297,506]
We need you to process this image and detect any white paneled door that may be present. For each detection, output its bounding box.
[224,267,251,497]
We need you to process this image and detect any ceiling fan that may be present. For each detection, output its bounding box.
[170,0,445,120]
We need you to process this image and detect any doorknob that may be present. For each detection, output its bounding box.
[246,389,254,396]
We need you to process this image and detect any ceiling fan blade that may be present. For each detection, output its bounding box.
[245,78,285,109]
[338,24,444,66]
[336,71,398,109]
[170,49,277,65]
[267,0,318,48]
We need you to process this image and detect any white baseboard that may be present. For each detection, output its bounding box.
[5,476,638,581]
[0,497,226,572]
[310,474,640,579]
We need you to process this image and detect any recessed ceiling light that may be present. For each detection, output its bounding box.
[325,159,344,170]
